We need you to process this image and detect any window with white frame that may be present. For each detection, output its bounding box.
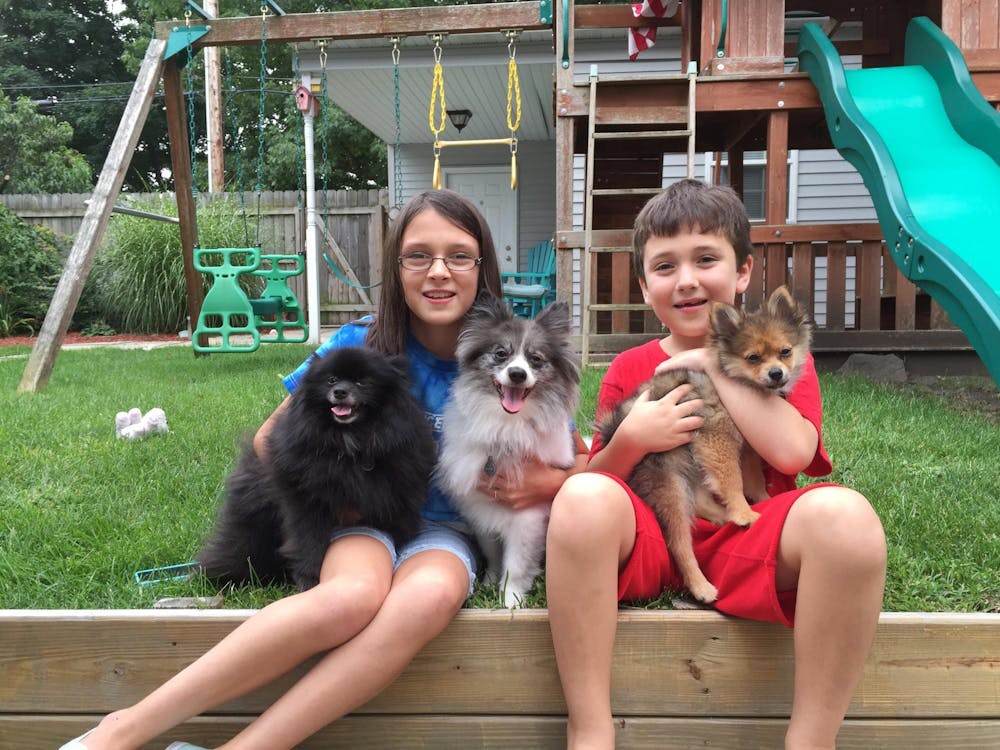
[704,151,798,222]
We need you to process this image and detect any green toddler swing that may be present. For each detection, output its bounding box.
[186,5,308,353]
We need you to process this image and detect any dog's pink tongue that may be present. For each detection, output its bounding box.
[332,405,352,418]
[501,386,527,414]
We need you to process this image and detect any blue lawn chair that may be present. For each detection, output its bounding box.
[502,239,556,318]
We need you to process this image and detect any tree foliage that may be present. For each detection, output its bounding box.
[0,87,92,194]
[0,203,67,334]
[0,0,171,191]
[0,1,482,194]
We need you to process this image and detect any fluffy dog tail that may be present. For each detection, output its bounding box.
[196,444,289,587]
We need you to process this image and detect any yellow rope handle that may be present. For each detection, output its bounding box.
[506,31,521,189]
[428,36,447,137]
[506,44,521,133]
[429,35,446,189]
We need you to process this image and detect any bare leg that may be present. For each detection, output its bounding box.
[219,548,470,749]
[80,535,395,750]
[546,473,637,750]
[777,486,886,750]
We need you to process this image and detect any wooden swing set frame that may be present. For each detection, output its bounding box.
[17,1,549,394]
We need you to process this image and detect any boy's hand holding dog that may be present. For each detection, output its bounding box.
[654,347,714,376]
[591,382,705,479]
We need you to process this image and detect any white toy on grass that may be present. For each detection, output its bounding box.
[116,407,169,440]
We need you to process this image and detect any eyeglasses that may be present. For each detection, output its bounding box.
[398,252,483,272]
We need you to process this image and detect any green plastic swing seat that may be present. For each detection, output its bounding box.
[193,249,309,353]
[193,247,262,353]
[252,254,308,344]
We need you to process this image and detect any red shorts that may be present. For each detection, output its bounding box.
[607,472,838,627]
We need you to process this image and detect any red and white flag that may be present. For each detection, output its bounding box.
[629,0,679,61]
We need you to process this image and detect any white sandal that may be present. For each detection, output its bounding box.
[58,730,93,750]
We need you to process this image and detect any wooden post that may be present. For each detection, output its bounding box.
[18,39,167,393]
[163,59,206,348]
[554,0,575,310]
[204,0,225,192]
[764,110,789,296]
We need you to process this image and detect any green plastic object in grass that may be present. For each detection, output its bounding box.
[250,254,308,344]
[193,247,262,353]
[798,16,1000,385]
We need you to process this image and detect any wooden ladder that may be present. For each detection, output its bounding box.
[580,63,698,367]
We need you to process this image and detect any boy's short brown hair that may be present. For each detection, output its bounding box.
[632,178,753,279]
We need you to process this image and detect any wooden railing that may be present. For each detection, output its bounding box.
[562,223,972,357]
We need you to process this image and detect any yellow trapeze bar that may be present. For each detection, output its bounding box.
[434,138,515,148]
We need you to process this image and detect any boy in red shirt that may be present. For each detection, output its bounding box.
[546,179,886,749]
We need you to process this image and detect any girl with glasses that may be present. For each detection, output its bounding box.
[63,189,588,750]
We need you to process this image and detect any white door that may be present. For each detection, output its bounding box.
[444,167,518,276]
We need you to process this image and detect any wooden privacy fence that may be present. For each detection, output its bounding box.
[0,190,388,327]
[1,609,998,749]
[578,223,970,357]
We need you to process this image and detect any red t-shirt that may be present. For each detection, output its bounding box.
[590,339,832,495]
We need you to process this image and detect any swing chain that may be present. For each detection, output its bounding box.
[183,18,200,203]
[254,4,270,247]
[319,39,331,218]
[291,44,304,214]
[224,49,251,246]
[390,36,403,209]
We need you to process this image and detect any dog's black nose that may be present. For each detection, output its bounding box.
[767,368,785,382]
[508,367,527,384]
[332,386,349,400]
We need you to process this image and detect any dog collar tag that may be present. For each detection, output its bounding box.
[484,455,497,477]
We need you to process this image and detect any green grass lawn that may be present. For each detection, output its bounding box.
[1,344,997,612]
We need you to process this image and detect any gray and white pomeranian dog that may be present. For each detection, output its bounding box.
[197,346,436,591]
[438,294,580,607]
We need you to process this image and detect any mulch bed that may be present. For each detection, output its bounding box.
[0,333,182,349]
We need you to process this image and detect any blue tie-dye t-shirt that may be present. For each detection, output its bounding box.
[281,317,461,521]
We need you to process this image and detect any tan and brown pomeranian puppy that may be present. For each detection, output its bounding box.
[597,285,812,603]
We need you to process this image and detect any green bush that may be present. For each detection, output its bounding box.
[0,203,68,336]
[90,196,260,333]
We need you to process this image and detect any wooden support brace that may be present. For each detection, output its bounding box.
[18,39,167,393]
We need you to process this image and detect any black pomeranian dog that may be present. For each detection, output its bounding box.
[197,346,436,591]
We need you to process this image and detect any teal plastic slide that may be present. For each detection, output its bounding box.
[798,16,1000,384]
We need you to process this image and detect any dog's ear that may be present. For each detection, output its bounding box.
[467,291,510,326]
[710,301,742,339]
[387,354,411,382]
[767,285,797,318]
[534,301,570,336]
[767,285,812,331]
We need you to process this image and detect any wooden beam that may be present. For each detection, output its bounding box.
[12,715,1000,750]
[696,75,823,111]
[558,223,885,249]
[765,110,789,225]
[574,4,681,29]
[557,76,823,120]
[154,3,550,47]
[554,0,575,310]
[162,60,205,350]
[18,40,166,393]
[750,223,884,242]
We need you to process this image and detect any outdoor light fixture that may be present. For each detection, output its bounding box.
[447,109,472,132]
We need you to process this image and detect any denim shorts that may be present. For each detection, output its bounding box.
[330,519,479,597]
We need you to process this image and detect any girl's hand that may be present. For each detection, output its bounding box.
[617,383,704,455]
[477,455,569,510]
